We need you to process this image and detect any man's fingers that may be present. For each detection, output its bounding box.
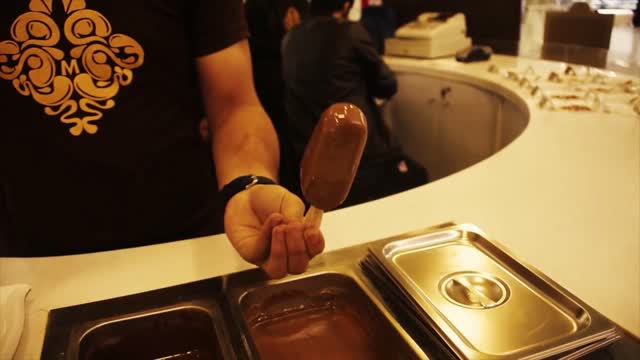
[259,213,284,244]
[305,226,325,258]
[279,192,306,221]
[249,213,283,264]
[285,222,310,275]
[262,225,287,279]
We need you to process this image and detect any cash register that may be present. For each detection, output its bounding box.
[385,12,472,59]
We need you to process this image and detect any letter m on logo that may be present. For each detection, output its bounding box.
[61,59,80,77]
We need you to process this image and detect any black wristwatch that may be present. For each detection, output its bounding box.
[219,175,277,211]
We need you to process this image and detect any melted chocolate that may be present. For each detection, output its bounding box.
[79,308,220,360]
[243,276,417,360]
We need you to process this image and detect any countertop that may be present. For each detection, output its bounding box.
[1,55,638,359]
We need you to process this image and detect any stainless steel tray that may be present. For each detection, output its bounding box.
[41,223,629,360]
[224,244,430,360]
[366,223,621,360]
[41,278,237,360]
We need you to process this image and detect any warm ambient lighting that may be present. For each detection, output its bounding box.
[596,9,634,15]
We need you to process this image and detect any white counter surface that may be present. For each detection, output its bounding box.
[1,55,638,359]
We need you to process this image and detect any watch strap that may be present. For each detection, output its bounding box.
[219,175,277,211]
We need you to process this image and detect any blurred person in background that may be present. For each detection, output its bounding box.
[245,0,309,196]
[282,0,428,208]
[360,0,397,54]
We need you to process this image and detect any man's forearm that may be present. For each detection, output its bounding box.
[196,40,280,188]
[211,104,280,188]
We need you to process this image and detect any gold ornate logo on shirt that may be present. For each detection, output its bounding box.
[0,0,144,136]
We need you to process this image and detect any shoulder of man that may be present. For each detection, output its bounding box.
[344,20,374,43]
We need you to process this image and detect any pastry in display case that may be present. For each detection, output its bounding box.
[488,63,640,116]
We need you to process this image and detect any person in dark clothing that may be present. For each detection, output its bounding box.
[282,0,428,208]
[360,0,397,54]
[245,0,309,195]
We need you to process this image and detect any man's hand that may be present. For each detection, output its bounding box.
[196,41,323,277]
[224,185,325,278]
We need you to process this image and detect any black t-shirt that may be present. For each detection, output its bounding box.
[0,0,248,256]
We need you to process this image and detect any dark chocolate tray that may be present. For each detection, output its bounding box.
[41,278,236,360]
